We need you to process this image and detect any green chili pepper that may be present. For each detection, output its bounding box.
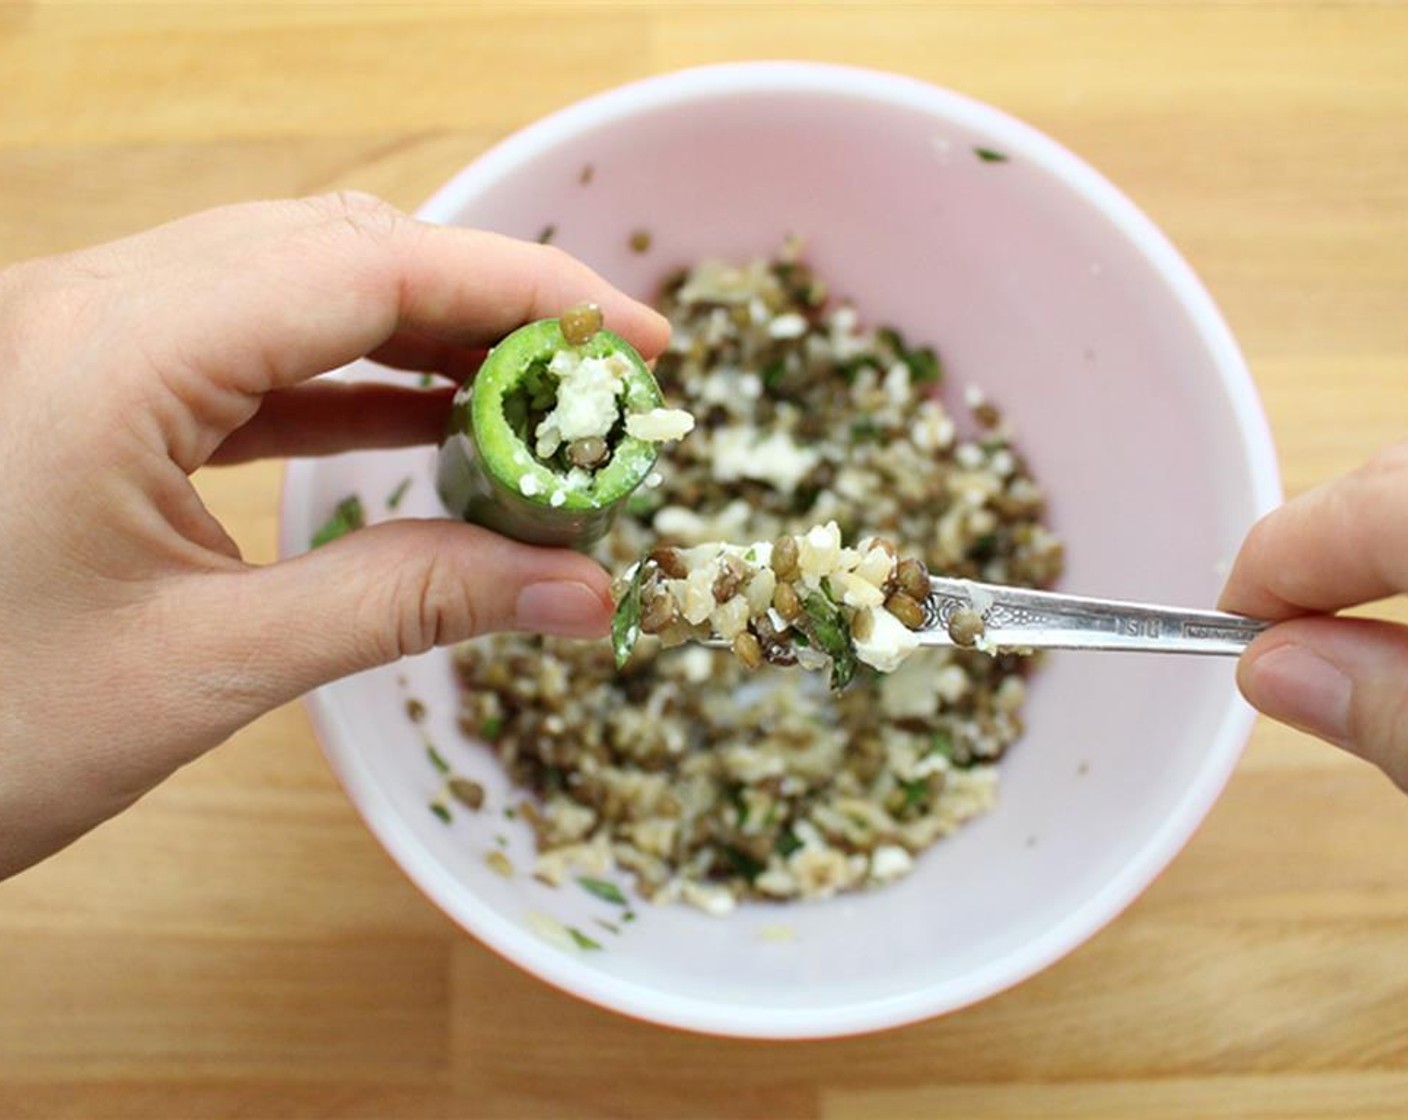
[436,317,669,550]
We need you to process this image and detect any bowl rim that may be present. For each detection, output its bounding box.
[283,60,1282,1039]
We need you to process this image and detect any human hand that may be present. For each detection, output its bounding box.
[1219,441,1408,791]
[0,193,669,878]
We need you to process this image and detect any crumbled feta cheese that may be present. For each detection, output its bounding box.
[880,655,941,719]
[533,350,630,459]
[518,473,543,498]
[709,428,820,495]
[676,647,714,683]
[549,489,566,507]
[681,880,737,916]
[883,361,911,406]
[768,312,808,339]
[955,442,985,469]
[853,606,921,672]
[870,844,913,883]
[652,500,752,545]
[911,401,956,452]
[934,664,970,704]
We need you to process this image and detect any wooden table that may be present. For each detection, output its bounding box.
[3,4,1407,1118]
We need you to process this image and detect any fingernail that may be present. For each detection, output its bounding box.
[1244,643,1352,746]
[515,581,611,638]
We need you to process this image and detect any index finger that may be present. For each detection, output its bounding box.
[1219,442,1408,618]
[102,192,671,395]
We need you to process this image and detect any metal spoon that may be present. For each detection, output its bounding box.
[918,576,1270,655]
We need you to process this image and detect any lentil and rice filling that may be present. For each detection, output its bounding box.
[451,244,1064,914]
[611,525,938,691]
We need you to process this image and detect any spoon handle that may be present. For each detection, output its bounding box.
[923,577,1272,656]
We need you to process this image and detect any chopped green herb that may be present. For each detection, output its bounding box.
[628,229,652,254]
[802,591,858,690]
[426,743,450,774]
[311,495,365,548]
[405,697,427,723]
[878,325,941,385]
[537,223,557,244]
[568,926,604,951]
[762,358,787,391]
[576,876,628,906]
[905,345,941,384]
[901,779,929,811]
[971,533,1000,562]
[386,476,413,510]
[622,910,637,923]
[838,353,882,385]
[926,730,954,760]
[776,828,804,859]
[418,372,434,388]
[727,784,750,829]
[611,560,647,669]
[494,833,509,847]
[721,845,765,883]
[876,326,904,355]
[429,801,451,825]
[504,806,517,820]
[975,146,1009,163]
[849,415,883,443]
[594,918,621,936]
[478,715,504,740]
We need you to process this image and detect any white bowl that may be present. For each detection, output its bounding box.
[280,62,1280,1038]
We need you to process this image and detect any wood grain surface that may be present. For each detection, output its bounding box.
[3,4,1407,1118]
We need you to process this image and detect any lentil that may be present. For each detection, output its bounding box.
[947,607,987,648]
[566,436,610,469]
[885,592,927,631]
[733,631,765,669]
[559,301,603,345]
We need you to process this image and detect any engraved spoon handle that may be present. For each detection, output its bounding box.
[923,577,1272,655]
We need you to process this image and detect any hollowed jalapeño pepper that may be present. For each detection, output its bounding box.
[437,308,691,550]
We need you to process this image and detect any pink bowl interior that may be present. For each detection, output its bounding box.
[281,63,1279,1037]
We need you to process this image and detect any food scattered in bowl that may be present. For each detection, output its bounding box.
[447,245,1064,914]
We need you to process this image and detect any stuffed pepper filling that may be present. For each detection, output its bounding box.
[437,305,693,548]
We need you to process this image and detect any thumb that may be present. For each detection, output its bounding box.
[192,519,613,719]
[1236,615,1408,792]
